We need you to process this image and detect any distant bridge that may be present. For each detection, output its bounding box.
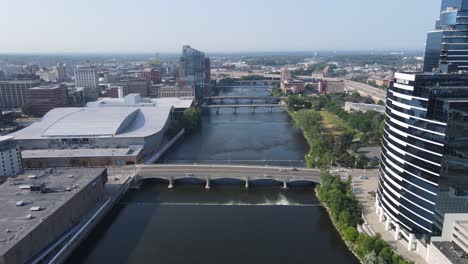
[135,164,322,189]
[203,104,284,114]
[207,96,284,104]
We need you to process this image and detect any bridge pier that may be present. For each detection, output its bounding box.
[233,107,237,114]
[245,177,249,188]
[205,177,211,189]
[270,106,273,113]
[251,106,256,113]
[215,108,219,115]
[168,176,174,189]
[282,180,288,189]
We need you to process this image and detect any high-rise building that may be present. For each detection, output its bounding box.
[179,45,209,102]
[0,78,41,109]
[376,72,468,252]
[204,57,211,98]
[25,84,68,116]
[54,63,68,81]
[75,65,99,101]
[0,136,22,177]
[423,0,468,72]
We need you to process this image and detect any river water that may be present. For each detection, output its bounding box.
[67,86,358,264]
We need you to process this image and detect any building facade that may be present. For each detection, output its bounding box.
[423,0,468,72]
[318,80,345,94]
[157,86,195,98]
[179,45,209,102]
[143,68,161,84]
[25,84,68,116]
[112,79,150,97]
[0,136,22,177]
[281,80,305,94]
[0,78,41,109]
[376,72,468,252]
[75,66,99,101]
[280,68,292,82]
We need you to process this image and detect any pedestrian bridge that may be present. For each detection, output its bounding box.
[135,164,322,188]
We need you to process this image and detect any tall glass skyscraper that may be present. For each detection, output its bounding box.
[179,45,210,102]
[423,0,468,72]
[377,1,468,257]
[376,72,468,245]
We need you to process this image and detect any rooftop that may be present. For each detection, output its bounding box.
[0,136,14,143]
[28,84,64,90]
[432,241,468,264]
[10,105,172,139]
[22,146,143,159]
[0,168,106,255]
[87,94,194,109]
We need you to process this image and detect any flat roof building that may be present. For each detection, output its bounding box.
[0,136,22,177]
[344,102,386,114]
[10,94,176,167]
[75,66,99,102]
[25,84,68,116]
[157,85,195,98]
[0,78,41,110]
[318,80,345,94]
[0,168,107,264]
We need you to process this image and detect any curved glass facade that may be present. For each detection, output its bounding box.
[423,0,468,72]
[377,72,468,243]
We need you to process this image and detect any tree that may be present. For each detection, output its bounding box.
[362,251,378,264]
[378,247,394,264]
[22,104,34,117]
[182,107,202,131]
[343,226,359,243]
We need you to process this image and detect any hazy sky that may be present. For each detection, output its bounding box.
[0,0,441,53]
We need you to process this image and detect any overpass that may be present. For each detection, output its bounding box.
[135,164,321,189]
[344,80,387,102]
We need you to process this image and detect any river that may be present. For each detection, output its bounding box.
[66,85,358,264]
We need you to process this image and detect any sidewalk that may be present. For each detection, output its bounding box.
[350,169,427,264]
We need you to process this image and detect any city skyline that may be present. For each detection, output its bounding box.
[0,0,440,53]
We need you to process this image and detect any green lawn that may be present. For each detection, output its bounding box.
[319,111,353,136]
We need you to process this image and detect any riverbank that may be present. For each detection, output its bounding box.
[315,172,413,264]
[286,103,414,263]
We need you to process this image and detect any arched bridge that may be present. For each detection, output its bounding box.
[135,164,322,189]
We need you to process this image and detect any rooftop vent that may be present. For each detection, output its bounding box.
[25,214,35,220]
[29,206,42,211]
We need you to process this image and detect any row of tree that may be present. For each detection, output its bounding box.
[317,172,414,264]
[287,93,384,168]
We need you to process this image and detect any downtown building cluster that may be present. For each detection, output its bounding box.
[376,0,468,262]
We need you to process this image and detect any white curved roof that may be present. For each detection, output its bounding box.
[11,105,172,139]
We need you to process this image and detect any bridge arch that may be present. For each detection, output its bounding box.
[210,178,246,186]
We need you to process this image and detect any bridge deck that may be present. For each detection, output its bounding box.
[208,96,284,99]
[203,104,283,108]
[137,164,321,183]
